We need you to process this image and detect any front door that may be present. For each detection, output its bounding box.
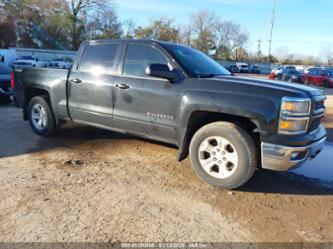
[68,41,122,127]
[113,42,183,144]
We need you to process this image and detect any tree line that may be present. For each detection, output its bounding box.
[0,0,251,60]
[0,0,329,65]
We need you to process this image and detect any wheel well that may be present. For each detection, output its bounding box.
[179,111,261,162]
[23,88,50,120]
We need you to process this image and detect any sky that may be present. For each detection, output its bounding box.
[115,0,333,58]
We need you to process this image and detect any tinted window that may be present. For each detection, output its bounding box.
[163,44,230,77]
[80,43,120,74]
[123,43,167,77]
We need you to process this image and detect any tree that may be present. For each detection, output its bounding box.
[68,0,113,50]
[134,17,180,42]
[86,9,122,40]
[214,21,249,60]
[190,9,217,54]
[122,19,136,39]
[0,0,72,49]
[0,17,16,48]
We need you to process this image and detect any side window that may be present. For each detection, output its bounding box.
[123,43,167,77]
[79,43,120,74]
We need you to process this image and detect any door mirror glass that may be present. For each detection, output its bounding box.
[145,64,178,82]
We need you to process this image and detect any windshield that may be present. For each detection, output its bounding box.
[162,44,231,78]
[19,56,34,60]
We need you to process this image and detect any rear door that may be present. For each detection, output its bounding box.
[68,41,123,127]
[112,42,183,143]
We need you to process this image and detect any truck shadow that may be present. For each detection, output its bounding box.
[238,169,333,195]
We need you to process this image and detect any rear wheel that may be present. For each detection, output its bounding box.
[189,122,257,189]
[28,96,57,136]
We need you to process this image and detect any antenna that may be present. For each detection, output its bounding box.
[268,0,276,62]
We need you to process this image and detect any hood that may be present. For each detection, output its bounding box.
[212,76,323,97]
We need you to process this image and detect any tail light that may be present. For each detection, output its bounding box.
[10,71,14,90]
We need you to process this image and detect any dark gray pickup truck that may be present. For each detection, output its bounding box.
[13,39,327,189]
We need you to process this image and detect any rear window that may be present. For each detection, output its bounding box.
[79,43,121,74]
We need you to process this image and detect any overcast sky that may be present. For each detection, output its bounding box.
[116,0,333,57]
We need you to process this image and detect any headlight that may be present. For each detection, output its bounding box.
[279,97,311,135]
[281,97,311,116]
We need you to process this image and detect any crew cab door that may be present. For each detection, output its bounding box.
[68,41,123,126]
[112,42,183,144]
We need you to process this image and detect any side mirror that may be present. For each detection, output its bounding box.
[145,64,179,83]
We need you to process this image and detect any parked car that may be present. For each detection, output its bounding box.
[48,57,73,69]
[302,69,333,87]
[269,65,296,80]
[280,69,304,83]
[228,64,240,73]
[304,66,324,74]
[14,56,47,68]
[250,65,261,74]
[0,49,17,67]
[13,39,326,189]
[0,62,13,103]
[236,63,249,73]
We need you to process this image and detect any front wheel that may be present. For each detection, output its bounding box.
[189,122,257,189]
[28,96,57,136]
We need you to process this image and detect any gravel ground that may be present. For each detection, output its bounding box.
[0,89,332,243]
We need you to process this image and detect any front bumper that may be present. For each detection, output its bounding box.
[261,136,326,171]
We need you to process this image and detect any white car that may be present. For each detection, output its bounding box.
[48,57,73,69]
[13,56,47,68]
[236,63,249,73]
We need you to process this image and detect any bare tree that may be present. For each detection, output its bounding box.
[190,9,217,54]
[214,21,249,60]
[68,0,113,50]
[122,19,136,39]
[320,46,333,66]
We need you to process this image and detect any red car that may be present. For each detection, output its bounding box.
[301,69,333,87]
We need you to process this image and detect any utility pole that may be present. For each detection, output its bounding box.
[268,0,276,62]
[257,39,262,62]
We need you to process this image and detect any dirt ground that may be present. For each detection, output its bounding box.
[0,88,332,243]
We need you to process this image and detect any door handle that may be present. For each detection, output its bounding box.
[115,83,130,90]
[70,78,82,84]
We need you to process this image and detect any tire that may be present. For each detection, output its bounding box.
[304,79,310,85]
[28,96,57,136]
[189,122,257,189]
[324,80,329,88]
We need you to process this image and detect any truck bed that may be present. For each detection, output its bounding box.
[14,67,70,119]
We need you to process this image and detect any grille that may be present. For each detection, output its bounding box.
[313,100,325,113]
[309,99,325,132]
[309,118,321,132]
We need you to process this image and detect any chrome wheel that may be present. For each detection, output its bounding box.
[198,136,239,179]
[31,103,47,130]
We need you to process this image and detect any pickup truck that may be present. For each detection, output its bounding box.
[13,39,327,189]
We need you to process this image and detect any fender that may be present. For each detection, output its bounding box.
[176,90,279,161]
